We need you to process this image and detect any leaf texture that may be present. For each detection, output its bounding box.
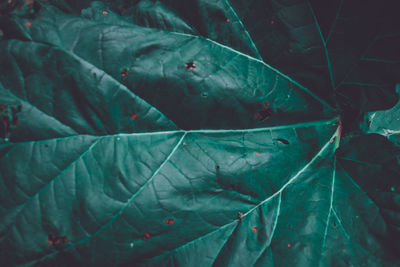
[1,1,400,266]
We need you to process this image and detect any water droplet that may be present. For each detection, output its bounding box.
[130,242,134,247]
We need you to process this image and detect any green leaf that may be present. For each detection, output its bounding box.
[365,84,400,146]
[1,1,400,266]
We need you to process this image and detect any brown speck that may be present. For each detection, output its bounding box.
[287,243,292,248]
[226,18,230,22]
[102,11,108,15]
[270,20,275,25]
[141,232,151,241]
[130,112,138,121]
[201,92,208,98]
[238,212,244,220]
[251,226,258,233]
[47,234,68,247]
[216,165,220,170]
[185,62,196,70]
[25,21,33,27]
[164,218,175,225]
[276,138,290,145]
[330,137,335,143]
[120,68,129,77]
[254,108,273,121]
[206,62,210,65]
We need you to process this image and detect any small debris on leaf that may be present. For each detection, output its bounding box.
[120,68,129,77]
[185,62,196,70]
[130,112,138,121]
[254,108,273,121]
[276,138,289,145]
[164,218,175,225]
[141,232,151,241]
[287,243,292,248]
[47,234,68,247]
[201,92,208,98]
[25,21,33,27]
[102,11,108,15]
[251,226,258,233]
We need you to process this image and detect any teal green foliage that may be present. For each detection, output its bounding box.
[0,1,399,266]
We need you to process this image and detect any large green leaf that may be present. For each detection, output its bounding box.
[1,1,400,266]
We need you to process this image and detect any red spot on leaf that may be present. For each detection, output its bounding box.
[276,138,289,145]
[47,234,68,247]
[263,101,269,107]
[120,68,129,77]
[185,62,196,70]
[25,21,33,27]
[102,11,108,15]
[254,108,273,121]
[338,119,343,138]
[206,62,210,65]
[226,18,230,22]
[141,232,151,241]
[329,137,335,143]
[251,226,258,233]
[254,152,260,156]
[182,142,187,146]
[287,243,292,248]
[164,218,175,225]
[130,112,138,121]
